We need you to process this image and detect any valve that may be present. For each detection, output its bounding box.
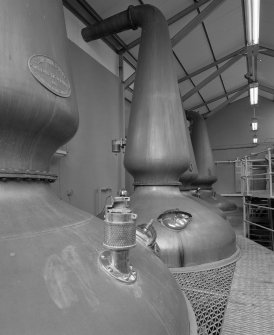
[112,137,127,154]
[136,219,160,255]
[99,193,137,284]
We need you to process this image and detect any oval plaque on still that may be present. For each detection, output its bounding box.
[28,55,71,98]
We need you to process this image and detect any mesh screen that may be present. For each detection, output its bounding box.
[104,223,136,249]
[173,262,236,335]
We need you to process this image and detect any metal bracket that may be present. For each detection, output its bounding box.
[99,250,137,284]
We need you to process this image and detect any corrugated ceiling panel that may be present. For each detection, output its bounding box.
[191,67,224,100]
[173,55,187,79]
[207,97,227,111]
[260,0,274,48]
[257,54,274,88]
[220,57,246,92]
[203,0,245,59]
[168,10,197,37]
[173,25,214,73]
[146,0,193,20]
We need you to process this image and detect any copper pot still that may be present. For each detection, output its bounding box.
[188,110,242,225]
[82,4,240,335]
[179,116,227,220]
[0,1,194,334]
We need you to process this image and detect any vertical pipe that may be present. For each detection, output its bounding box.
[245,156,250,196]
[268,148,272,198]
[119,55,126,190]
[243,195,247,237]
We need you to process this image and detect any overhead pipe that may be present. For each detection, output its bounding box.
[0,1,193,334]
[82,6,240,334]
[188,111,243,225]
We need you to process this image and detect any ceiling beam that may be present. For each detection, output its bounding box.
[174,51,210,112]
[125,0,212,51]
[259,46,274,58]
[125,47,247,91]
[178,47,246,83]
[124,72,135,89]
[171,0,226,47]
[187,84,248,110]
[260,85,274,95]
[195,2,228,102]
[168,0,212,25]
[205,86,249,118]
[182,53,243,101]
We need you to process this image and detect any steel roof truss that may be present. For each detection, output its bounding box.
[182,53,243,101]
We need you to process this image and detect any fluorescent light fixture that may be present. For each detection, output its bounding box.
[253,134,258,144]
[251,117,258,131]
[245,0,260,45]
[249,82,258,105]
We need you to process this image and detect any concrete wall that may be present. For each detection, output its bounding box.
[206,96,274,196]
[63,7,119,76]
[50,40,123,215]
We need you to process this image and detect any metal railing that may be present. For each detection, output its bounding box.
[240,148,274,250]
[241,147,273,197]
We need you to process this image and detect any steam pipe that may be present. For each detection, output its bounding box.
[82,6,137,42]
[82,5,190,186]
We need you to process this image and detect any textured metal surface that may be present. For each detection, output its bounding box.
[103,196,137,249]
[222,236,274,335]
[104,221,136,249]
[172,251,239,335]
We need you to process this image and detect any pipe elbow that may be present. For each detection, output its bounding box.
[81,5,168,42]
[130,4,167,28]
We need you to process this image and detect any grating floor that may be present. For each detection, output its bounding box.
[222,235,274,335]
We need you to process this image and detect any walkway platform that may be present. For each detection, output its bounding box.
[222,235,274,334]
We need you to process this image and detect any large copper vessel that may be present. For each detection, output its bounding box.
[179,119,226,219]
[82,5,240,335]
[0,1,192,334]
[188,111,242,225]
